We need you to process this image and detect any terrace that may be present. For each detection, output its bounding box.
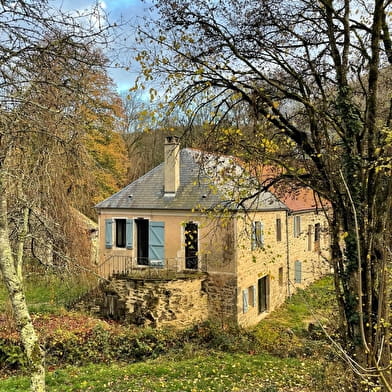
[96,255,209,280]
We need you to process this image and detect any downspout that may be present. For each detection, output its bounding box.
[286,210,291,297]
[233,214,239,325]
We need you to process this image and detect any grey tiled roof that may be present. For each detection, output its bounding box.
[95,149,287,212]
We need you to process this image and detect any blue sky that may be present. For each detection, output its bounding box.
[53,0,153,92]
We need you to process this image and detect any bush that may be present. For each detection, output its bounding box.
[0,340,27,371]
[0,317,264,376]
[181,320,260,353]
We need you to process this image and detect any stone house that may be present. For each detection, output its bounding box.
[95,136,330,328]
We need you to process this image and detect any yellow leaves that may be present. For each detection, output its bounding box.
[149,88,157,101]
[257,137,279,154]
[134,50,149,63]
[340,232,348,240]
[221,128,243,137]
[142,67,153,81]
[180,33,195,44]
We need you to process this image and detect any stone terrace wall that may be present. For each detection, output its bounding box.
[100,276,209,328]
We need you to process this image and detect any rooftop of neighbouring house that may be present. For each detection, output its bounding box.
[246,164,330,213]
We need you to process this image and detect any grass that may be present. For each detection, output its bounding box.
[0,351,328,392]
[262,277,335,330]
[0,271,98,314]
[252,277,337,359]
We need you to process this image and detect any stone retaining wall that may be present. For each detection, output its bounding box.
[100,276,209,328]
[93,272,238,328]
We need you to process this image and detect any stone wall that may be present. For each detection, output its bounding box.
[236,210,289,327]
[100,276,209,328]
[235,209,330,327]
[287,211,331,289]
[78,272,239,329]
[204,272,237,324]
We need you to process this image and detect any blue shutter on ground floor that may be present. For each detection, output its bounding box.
[251,285,256,307]
[126,219,133,249]
[294,260,302,283]
[149,221,165,263]
[243,289,249,313]
[105,219,113,249]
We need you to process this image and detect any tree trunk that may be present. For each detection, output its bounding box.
[0,172,45,392]
[15,206,29,282]
[336,178,392,390]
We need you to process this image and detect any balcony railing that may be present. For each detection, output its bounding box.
[96,255,208,280]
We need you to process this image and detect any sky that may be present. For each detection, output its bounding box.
[53,0,153,92]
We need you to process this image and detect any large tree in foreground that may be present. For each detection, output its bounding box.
[0,1,111,390]
[137,0,392,389]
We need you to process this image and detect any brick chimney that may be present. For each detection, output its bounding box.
[164,135,180,196]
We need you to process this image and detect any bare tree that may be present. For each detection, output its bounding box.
[0,1,112,390]
[136,0,392,389]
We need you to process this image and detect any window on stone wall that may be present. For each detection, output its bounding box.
[307,225,313,251]
[314,223,321,252]
[276,218,282,242]
[115,219,126,248]
[278,267,284,286]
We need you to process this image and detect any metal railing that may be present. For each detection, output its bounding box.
[96,255,208,280]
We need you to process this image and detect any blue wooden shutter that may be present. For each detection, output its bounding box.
[126,219,133,249]
[294,216,301,237]
[259,221,264,247]
[242,289,249,313]
[149,221,165,262]
[294,260,302,283]
[251,222,256,250]
[105,219,113,249]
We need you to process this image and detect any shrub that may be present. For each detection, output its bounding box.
[0,340,27,371]
[181,320,260,353]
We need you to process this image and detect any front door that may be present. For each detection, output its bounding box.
[136,218,149,265]
[185,222,198,269]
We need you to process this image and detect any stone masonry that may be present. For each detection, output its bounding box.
[99,275,209,328]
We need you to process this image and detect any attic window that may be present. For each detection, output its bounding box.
[128,194,133,199]
[202,194,207,199]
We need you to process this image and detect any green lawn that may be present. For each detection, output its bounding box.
[0,351,327,392]
[0,271,97,314]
